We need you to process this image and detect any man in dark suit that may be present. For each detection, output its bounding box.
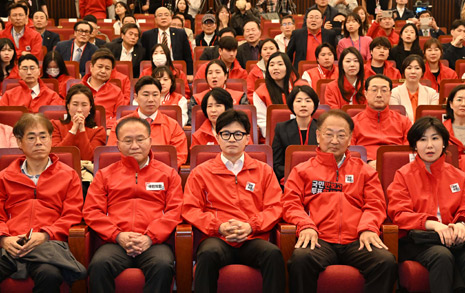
[105,23,145,78]
[236,20,262,69]
[416,10,445,39]
[32,10,59,53]
[141,6,193,78]
[287,8,336,71]
[83,15,108,48]
[393,0,415,20]
[55,21,98,77]
[303,0,339,30]
[200,27,236,61]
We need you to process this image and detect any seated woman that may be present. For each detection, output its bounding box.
[387,116,465,293]
[113,1,131,35]
[390,54,439,122]
[389,24,423,71]
[0,38,19,96]
[0,122,17,148]
[325,47,365,109]
[246,38,279,100]
[253,52,299,138]
[422,38,458,92]
[302,43,339,89]
[337,12,372,61]
[141,43,191,98]
[353,6,370,35]
[443,84,465,171]
[272,85,319,183]
[216,5,231,32]
[51,84,106,161]
[42,51,74,99]
[152,66,188,127]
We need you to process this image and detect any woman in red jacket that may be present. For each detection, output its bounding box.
[0,38,19,95]
[387,116,465,293]
[42,51,74,99]
[444,84,465,171]
[423,38,458,92]
[51,84,106,161]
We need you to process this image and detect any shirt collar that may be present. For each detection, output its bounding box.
[74,40,86,50]
[12,27,25,37]
[220,153,245,174]
[30,83,40,98]
[138,108,158,121]
[122,45,134,55]
[21,157,52,184]
[140,157,150,169]
[337,153,346,168]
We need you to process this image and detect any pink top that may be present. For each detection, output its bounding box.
[337,36,373,61]
[0,124,17,148]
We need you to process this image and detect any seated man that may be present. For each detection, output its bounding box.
[274,15,295,53]
[0,54,62,112]
[364,37,401,80]
[0,113,84,290]
[283,109,397,293]
[416,10,445,39]
[236,20,262,69]
[107,76,187,168]
[195,14,219,47]
[83,15,108,48]
[367,11,399,46]
[393,0,415,20]
[171,15,195,50]
[443,19,465,71]
[182,109,285,293]
[32,10,59,53]
[83,117,183,293]
[352,75,411,168]
[200,27,237,60]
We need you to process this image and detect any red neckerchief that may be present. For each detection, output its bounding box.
[343,76,357,102]
[318,64,335,79]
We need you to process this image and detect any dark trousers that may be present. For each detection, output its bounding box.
[88,243,174,293]
[0,259,63,293]
[288,239,397,293]
[195,237,285,293]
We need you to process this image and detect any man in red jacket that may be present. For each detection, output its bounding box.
[182,110,285,293]
[83,116,183,293]
[367,11,399,46]
[283,109,396,293]
[364,37,401,80]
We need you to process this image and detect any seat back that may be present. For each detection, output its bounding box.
[316,79,334,104]
[439,79,464,103]
[456,59,465,78]
[298,61,318,76]
[41,78,60,93]
[415,105,447,122]
[64,61,80,78]
[0,106,28,127]
[2,79,19,93]
[115,105,182,126]
[194,46,207,60]
[38,105,106,128]
[246,60,258,73]
[173,60,187,75]
[192,79,247,94]
[115,61,133,80]
[190,145,273,169]
[342,105,407,117]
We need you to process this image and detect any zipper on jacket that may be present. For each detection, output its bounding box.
[235,175,238,184]
[34,189,36,199]
[336,170,339,182]
[135,173,138,184]
[377,112,380,123]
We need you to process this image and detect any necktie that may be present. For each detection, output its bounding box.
[162,32,168,48]
[73,47,82,62]
[146,118,153,124]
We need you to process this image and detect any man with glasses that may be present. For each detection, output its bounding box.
[84,116,183,293]
[351,74,411,168]
[82,15,108,48]
[0,54,62,112]
[55,20,98,77]
[182,109,285,293]
[275,15,295,52]
[283,109,397,293]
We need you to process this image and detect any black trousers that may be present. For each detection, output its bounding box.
[0,258,63,293]
[88,243,174,293]
[195,237,286,293]
[288,239,397,293]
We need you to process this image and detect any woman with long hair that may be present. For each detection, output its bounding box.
[389,23,423,70]
[42,50,73,99]
[174,0,194,31]
[443,84,465,171]
[216,5,231,31]
[422,38,458,92]
[337,12,372,61]
[113,1,132,35]
[353,6,370,35]
[0,38,19,94]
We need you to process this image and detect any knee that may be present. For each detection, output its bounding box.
[34,267,63,285]
[429,246,454,267]
[289,249,316,271]
[197,242,223,263]
[374,249,397,270]
[260,245,284,265]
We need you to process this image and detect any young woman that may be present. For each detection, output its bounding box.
[390,54,439,122]
[141,43,191,98]
[302,43,339,89]
[152,66,188,127]
[174,0,194,31]
[389,23,423,71]
[216,5,231,31]
[423,38,458,92]
[51,84,106,161]
[337,13,372,61]
[0,38,19,95]
[325,47,365,109]
[387,116,465,293]
[353,6,370,35]
[113,2,131,35]
[443,84,465,171]
[42,51,73,99]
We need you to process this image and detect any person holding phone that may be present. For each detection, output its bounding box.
[416,10,445,39]
[443,19,465,70]
[367,9,399,45]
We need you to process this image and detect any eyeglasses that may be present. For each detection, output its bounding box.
[281,22,294,27]
[322,133,348,141]
[219,131,247,141]
[75,29,91,34]
[366,87,390,95]
[19,66,38,72]
[24,134,50,144]
[307,16,322,20]
[156,13,171,17]
[118,136,150,146]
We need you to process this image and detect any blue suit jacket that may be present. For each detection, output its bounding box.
[55,39,98,77]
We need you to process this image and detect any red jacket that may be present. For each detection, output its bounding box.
[367,22,400,46]
[324,78,366,109]
[351,106,411,161]
[57,74,74,99]
[246,63,265,101]
[194,59,248,81]
[283,148,387,244]
[302,65,339,89]
[364,60,401,81]
[141,66,191,98]
[254,83,286,106]
[81,74,127,129]
[0,23,43,60]
[423,62,458,92]
[387,155,465,238]
[83,152,183,243]
[182,153,283,247]
[443,119,465,171]
[111,69,131,104]
[0,154,83,241]
[51,120,106,161]
[0,79,63,112]
[192,88,247,106]
[79,0,113,18]
[107,110,188,167]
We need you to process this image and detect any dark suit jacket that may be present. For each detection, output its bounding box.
[105,40,145,78]
[286,28,337,71]
[55,39,98,77]
[272,118,318,181]
[140,27,193,74]
[394,8,415,20]
[236,41,263,69]
[199,46,220,60]
[418,28,445,39]
[42,30,60,53]
[93,38,107,48]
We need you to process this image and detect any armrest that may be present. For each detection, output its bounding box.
[277,223,296,265]
[382,224,398,262]
[175,224,193,293]
[68,223,89,293]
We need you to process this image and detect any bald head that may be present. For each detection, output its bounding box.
[155,7,172,30]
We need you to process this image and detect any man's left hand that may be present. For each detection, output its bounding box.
[126,234,152,257]
[18,232,49,257]
[225,219,252,243]
[359,231,388,252]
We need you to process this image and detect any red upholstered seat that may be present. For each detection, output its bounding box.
[415,105,447,122]
[218,265,262,293]
[115,105,182,126]
[398,261,430,292]
[38,105,107,129]
[115,269,145,293]
[317,265,364,293]
[0,106,28,127]
[316,79,334,104]
[0,278,68,292]
[439,79,464,104]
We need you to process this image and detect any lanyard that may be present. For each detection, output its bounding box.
[162,92,170,104]
[298,122,312,145]
[70,42,87,59]
[349,36,361,53]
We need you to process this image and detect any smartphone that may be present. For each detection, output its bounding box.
[17,228,33,245]
[330,21,342,29]
[381,10,393,19]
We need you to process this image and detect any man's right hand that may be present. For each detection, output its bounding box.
[0,236,24,258]
[295,228,320,249]
[116,232,141,253]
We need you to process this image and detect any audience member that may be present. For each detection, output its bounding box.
[216,5,231,32]
[329,0,358,15]
[14,0,48,17]
[247,38,279,100]
[171,15,195,49]
[0,38,19,93]
[367,11,399,46]
[174,0,194,31]
[389,23,423,70]
[41,50,73,99]
[32,11,59,53]
[444,84,465,171]
[337,12,372,61]
[393,0,415,20]
[0,122,17,148]
[302,43,339,88]
[195,14,218,47]
[305,0,339,29]
[236,20,262,69]
[274,15,295,53]
[113,1,131,35]
[443,19,465,71]
[364,36,401,80]
[417,10,445,38]
[361,0,391,15]
[83,15,108,47]
[79,0,112,18]
[230,0,260,35]
[353,6,370,35]
[423,38,458,92]
[199,27,236,60]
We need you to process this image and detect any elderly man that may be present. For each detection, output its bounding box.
[32,10,59,53]
[236,20,263,69]
[195,14,218,47]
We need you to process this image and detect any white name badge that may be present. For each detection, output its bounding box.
[207,141,215,145]
[345,175,354,183]
[68,18,77,22]
[146,182,164,191]
[409,153,416,162]
[245,182,255,192]
[450,183,460,193]
[104,19,112,23]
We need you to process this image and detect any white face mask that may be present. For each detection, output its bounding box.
[152,54,167,67]
[46,68,60,77]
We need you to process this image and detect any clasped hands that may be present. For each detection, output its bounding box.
[0,232,49,258]
[427,221,465,247]
[116,232,152,258]
[219,219,252,243]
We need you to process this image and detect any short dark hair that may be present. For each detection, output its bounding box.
[32,10,47,19]
[122,15,136,23]
[172,15,184,26]
[370,36,391,51]
[13,113,53,139]
[18,54,39,67]
[205,59,228,82]
[286,85,319,116]
[121,23,140,37]
[8,3,27,16]
[74,21,93,33]
[365,74,393,91]
[91,48,116,68]
[152,66,176,94]
[259,38,279,55]
[343,13,363,38]
[218,36,238,50]
[407,116,449,151]
[201,88,234,118]
[63,84,97,128]
[445,84,465,123]
[115,117,151,140]
[317,109,354,133]
[83,15,97,24]
[418,10,432,18]
[218,27,237,37]
[400,54,425,76]
[280,15,294,24]
[134,76,162,94]
[216,109,251,134]
[306,7,322,18]
[451,19,465,31]
[315,43,336,60]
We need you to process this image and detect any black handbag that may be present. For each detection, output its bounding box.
[408,230,442,245]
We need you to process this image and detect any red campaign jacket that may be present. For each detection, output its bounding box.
[367,22,400,46]
[193,88,246,106]
[0,79,63,112]
[51,120,107,161]
[443,119,465,171]
[107,110,188,167]
[111,69,131,105]
[303,65,339,89]
[0,154,83,241]
[140,66,191,98]
[351,106,411,161]
[423,62,458,92]
[0,23,43,60]
[80,74,127,129]
[283,148,387,244]
[247,63,265,101]
[182,153,283,247]
[364,60,401,81]
[387,155,465,238]
[191,119,253,149]
[79,0,113,19]
[194,59,248,81]
[57,74,74,99]
[324,78,366,109]
[83,152,183,244]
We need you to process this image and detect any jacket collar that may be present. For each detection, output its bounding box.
[364,104,390,121]
[120,150,153,172]
[211,152,258,174]
[315,147,351,168]
[414,152,445,175]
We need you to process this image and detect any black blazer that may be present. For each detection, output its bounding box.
[140,27,193,75]
[105,40,145,78]
[42,30,60,53]
[272,118,318,182]
[55,39,98,77]
[286,28,336,71]
[199,46,220,60]
[94,38,107,48]
[236,41,263,69]
[394,8,415,20]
